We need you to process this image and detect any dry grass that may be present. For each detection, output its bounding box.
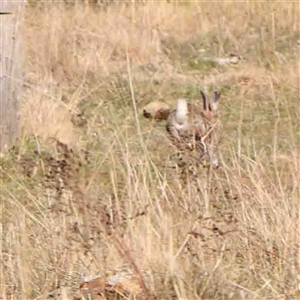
[1,1,299,299]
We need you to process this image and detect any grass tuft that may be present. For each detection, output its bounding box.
[1,1,299,299]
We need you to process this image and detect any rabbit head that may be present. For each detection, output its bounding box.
[197,90,221,169]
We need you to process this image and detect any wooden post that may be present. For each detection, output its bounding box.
[0,0,25,152]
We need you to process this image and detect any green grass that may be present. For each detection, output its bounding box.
[1,1,299,300]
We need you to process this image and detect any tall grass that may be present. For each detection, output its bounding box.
[1,1,299,299]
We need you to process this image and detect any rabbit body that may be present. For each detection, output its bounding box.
[166,91,221,169]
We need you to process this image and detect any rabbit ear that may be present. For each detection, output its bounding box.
[209,90,221,112]
[200,90,208,111]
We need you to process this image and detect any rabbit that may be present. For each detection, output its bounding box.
[166,90,221,169]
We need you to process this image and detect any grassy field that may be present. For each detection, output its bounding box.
[1,1,299,299]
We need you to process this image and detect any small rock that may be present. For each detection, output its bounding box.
[202,54,242,66]
[143,101,171,121]
[80,266,155,299]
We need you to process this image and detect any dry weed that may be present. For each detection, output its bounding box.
[1,1,299,300]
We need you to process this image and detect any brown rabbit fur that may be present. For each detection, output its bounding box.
[166,90,221,169]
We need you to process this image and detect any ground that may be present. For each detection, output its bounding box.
[1,1,299,300]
